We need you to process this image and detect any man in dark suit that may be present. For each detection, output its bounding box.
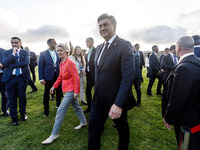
[161,45,177,82]
[0,48,9,117]
[84,37,96,113]
[133,43,143,106]
[147,45,164,96]
[2,37,30,125]
[163,36,200,149]
[88,13,135,150]
[24,47,38,93]
[161,45,178,117]
[134,43,145,86]
[38,38,62,117]
[25,47,37,83]
[192,34,200,58]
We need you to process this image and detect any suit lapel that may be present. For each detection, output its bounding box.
[95,44,104,67]
[98,36,119,71]
[46,50,54,64]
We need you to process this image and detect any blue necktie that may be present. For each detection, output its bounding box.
[15,51,20,76]
[173,55,177,65]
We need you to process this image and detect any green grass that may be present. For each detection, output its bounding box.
[0,68,177,150]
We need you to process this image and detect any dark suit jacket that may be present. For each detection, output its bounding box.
[93,36,136,111]
[139,51,145,70]
[38,50,60,81]
[161,53,175,82]
[194,46,200,58]
[0,48,5,69]
[29,51,37,68]
[148,52,160,77]
[164,55,200,128]
[85,47,96,81]
[1,49,30,82]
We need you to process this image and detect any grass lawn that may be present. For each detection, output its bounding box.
[0,68,177,150]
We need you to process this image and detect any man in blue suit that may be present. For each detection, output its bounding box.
[147,45,164,96]
[88,13,135,150]
[161,45,178,82]
[38,38,62,117]
[0,48,9,117]
[2,37,30,125]
[161,45,178,117]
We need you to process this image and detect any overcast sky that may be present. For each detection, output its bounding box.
[1,0,200,54]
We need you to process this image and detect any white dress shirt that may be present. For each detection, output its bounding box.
[97,34,117,66]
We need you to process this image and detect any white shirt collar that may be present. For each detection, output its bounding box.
[178,52,194,64]
[104,34,117,48]
[152,51,157,55]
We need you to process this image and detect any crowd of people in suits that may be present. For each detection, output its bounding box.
[0,13,200,149]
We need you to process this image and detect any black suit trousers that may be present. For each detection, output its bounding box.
[30,66,36,83]
[88,102,129,150]
[5,75,28,119]
[147,75,162,94]
[86,72,94,110]
[43,73,62,110]
[133,78,141,103]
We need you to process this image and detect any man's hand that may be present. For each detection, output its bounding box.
[40,80,46,85]
[0,63,3,68]
[74,93,79,99]
[109,104,122,120]
[163,118,171,130]
[157,71,160,76]
[161,69,164,72]
[12,47,17,55]
[50,87,55,94]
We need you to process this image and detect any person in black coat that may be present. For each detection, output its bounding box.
[147,45,164,96]
[88,13,135,150]
[24,47,38,93]
[163,36,200,149]
[84,37,96,113]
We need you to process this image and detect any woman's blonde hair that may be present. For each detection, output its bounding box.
[56,43,70,52]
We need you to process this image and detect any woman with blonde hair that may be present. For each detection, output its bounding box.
[69,46,87,105]
[42,43,87,144]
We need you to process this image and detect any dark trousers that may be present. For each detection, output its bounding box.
[133,78,141,104]
[0,73,8,113]
[88,102,129,150]
[28,79,37,91]
[43,73,62,112]
[147,75,162,94]
[30,66,36,83]
[5,75,28,119]
[86,73,94,110]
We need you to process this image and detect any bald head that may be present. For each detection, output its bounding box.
[176,36,194,51]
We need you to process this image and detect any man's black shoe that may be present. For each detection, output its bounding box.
[156,93,163,96]
[136,102,141,107]
[147,93,155,96]
[3,110,9,117]
[84,108,90,113]
[28,89,37,93]
[21,114,28,121]
[51,96,54,101]
[12,118,19,126]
